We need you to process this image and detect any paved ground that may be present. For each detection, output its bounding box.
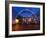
[12,24,40,31]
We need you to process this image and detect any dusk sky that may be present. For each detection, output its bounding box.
[12,7,40,20]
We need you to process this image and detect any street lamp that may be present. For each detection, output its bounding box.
[15,19,19,23]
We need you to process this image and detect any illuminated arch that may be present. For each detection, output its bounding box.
[16,9,35,17]
[16,9,38,19]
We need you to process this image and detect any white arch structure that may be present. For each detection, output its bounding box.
[16,9,35,17]
[16,9,38,20]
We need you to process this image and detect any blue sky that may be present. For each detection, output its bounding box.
[12,7,40,20]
